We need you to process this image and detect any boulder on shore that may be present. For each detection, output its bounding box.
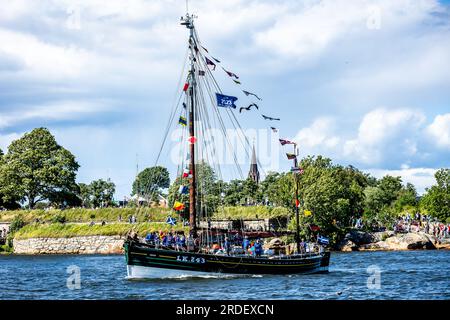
[336,239,358,252]
[343,230,374,245]
[361,232,437,251]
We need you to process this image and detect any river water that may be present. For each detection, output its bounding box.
[1,250,449,300]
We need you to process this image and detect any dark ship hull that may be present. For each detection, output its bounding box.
[124,240,330,278]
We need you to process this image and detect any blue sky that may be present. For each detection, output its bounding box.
[0,0,449,198]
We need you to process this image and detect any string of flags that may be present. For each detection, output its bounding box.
[199,43,285,133]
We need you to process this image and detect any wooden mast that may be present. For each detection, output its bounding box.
[294,144,300,253]
[181,13,197,239]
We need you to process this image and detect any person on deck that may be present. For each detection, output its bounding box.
[167,233,174,248]
[154,232,160,248]
[254,239,263,257]
[242,236,250,253]
[145,233,153,244]
[224,237,231,256]
[179,235,186,249]
[162,234,168,247]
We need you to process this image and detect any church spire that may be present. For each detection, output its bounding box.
[248,143,260,184]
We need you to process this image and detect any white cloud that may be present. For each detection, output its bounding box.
[253,0,439,60]
[0,29,91,79]
[0,101,114,129]
[294,107,450,169]
[426,113,450,150]
[294,117,340,150]
[343,108,426,165]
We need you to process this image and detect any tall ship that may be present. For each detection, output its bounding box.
[124,11,330,278]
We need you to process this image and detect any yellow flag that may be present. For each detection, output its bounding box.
[173,201,185,211]
[304,210,312,217]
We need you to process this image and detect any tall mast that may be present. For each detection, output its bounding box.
[181,13,197,238]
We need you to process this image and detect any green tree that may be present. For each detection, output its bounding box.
[393,182,418,213]
[78,183,91,207]
[258,171,280,205]
[223,179,245,206]
[364,186,385,217]
[89,179,115,208]
[420,168,450,221]
[378,175,403,205]
[0,128,79,209]
[132,166,170,201]
[243,178,258,204]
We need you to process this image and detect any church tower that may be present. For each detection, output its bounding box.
[248,144,260,184]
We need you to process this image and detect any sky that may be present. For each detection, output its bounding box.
[0,0,449,199]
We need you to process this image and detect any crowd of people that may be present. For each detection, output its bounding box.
[392,213,449,239]
[141,230,323,258]
[353,213,450,240]
[144,231,188,251]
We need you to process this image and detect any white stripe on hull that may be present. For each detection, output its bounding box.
[126,264,328,279]
[126,265,248,279]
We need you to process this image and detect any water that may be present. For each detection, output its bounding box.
[1,251,449,300]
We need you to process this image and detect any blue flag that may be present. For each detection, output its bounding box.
[166,216,177,226]
[216,93,237,109]
[317,235,329,245]
[178,185,189,194]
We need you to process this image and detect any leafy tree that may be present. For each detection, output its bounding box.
[0,128,79,209]
[89,179,115,208]
[393,183,418,213]
[258,171,280,205]
[222,179,245,206]
[364,186,385,217]
[78,183,91,207]
[420,168,450,221]
[132,166,170,201]
[378,175,403,206]
[243,178,258,204]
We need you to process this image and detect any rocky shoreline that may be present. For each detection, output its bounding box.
[336,230,450,251]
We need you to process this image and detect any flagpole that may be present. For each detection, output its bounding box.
[294,144,300,254]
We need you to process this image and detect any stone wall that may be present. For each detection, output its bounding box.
[13,235,125,254]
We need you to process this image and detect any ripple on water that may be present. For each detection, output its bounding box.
[1,251,449,300]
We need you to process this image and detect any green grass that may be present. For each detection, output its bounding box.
[212,206,291,219]
[14,222,189,239]
[0,207,170,223]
